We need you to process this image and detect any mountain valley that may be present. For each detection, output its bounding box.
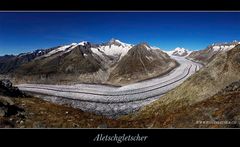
[1,40,240,128]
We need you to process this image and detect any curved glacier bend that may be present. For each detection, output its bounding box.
[17,57,202,118]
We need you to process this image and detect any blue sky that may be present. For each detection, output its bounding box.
[0,12,240,55]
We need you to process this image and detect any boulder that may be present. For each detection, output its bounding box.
[0,79,25,97]
[0,96,24,117]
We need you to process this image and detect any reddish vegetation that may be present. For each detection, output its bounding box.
[1,80,240,128]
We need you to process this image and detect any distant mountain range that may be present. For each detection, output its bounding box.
[1,39,239,85]
[164,41,240,62]
[0,39,177,85]
[187,41,240,65]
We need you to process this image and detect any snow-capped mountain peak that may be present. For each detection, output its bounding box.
[70,43,78,46]
[44,44,72,57]
[78,41,88,46]
[109,38,121,44]
[173,47,189,55]
[107,38,132,48]
[174,47,186,51]
[150,46,161,50]
[34,39,167,60]
[98,39,133,58]
[44,41,90,57]
[164,47,191,57]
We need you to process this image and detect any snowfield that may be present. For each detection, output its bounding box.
[17,56,202,118]
[212,44,236,52]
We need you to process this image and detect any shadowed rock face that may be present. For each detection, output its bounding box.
[108,43,178,85]
[15,44,102,75]
[0,79,25,97]
[0,42,117,84]
[10,43,111,84]
[0,79,25,119]
[0,47,58,74]
[0,96,24,117]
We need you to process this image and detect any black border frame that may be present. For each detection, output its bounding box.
[1,0,240,11]
[1,0,240,145]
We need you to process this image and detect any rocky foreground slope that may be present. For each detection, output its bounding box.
[0,79,110,128]
[0,79,25,120]
[105,80,240,128]
[2,79,240,128]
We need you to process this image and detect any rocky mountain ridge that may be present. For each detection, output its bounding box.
[0,39,177,85]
